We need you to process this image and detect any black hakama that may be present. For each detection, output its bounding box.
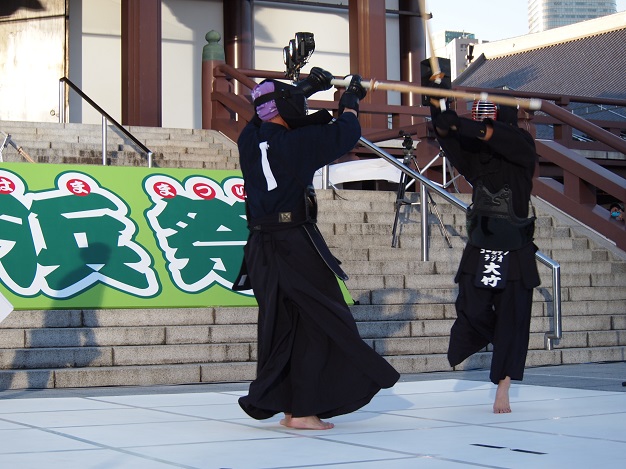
[447,243,539,384]
[238,227,400,420]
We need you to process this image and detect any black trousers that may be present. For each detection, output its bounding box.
[238,227,399,419]
[448,273,533,384]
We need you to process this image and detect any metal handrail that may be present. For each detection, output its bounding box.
[58,77,153,167]
[358,136,562,350]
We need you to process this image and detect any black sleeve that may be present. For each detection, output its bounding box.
[482,119,537,170]
[430,106,475,176]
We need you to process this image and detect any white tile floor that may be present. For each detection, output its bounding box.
[0,379,625,468]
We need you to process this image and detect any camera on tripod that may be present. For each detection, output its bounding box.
[283,32,315,81]
[399,131,414,151]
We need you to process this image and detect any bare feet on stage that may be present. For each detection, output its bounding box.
[280,413,334,430]
[493,376,512,413]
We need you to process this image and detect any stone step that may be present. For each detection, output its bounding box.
[5,302,621,352]
[365,345,626,374]
[0,308,258,329]
[371,328,603,356]
[1,342,624,390]
[0,342,253,369]
[0,362,256,389]
[1,121,236,169]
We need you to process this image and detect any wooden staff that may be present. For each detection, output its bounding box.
[1,132,36,163]
[418,0,443,84]
[330,77,543,111]
[418,0,447,110]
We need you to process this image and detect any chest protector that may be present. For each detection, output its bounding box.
[466,182,535,251]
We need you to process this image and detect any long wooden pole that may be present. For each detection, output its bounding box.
[418,0,446,110]
[330,77,543,111]
[418,0,442,83]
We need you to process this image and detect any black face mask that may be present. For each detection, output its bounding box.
[271,80,333,128]
[496,104,518,126]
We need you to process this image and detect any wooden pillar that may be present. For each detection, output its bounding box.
[223,0,254,70]
[399,0,427,107]
[348,0,388,130]
[121,0,162,127]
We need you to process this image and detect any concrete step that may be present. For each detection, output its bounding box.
[1,120,237,169]
[0,307,258,329]
[0,342,252,369]
[1,343,624,390]
[0,362,256,389]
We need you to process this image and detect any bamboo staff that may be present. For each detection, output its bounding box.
[418,0,447,109]
[330,77,543,111]
[419,0,443,84]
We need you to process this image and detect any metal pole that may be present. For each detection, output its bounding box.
[148,151,153,168]
[420,182,429,261]
[101,115,107,166]
[321,165,330,189]
[536,251,562,350]
[59,80,66,123]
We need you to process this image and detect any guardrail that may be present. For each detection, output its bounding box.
[59,77,153,167]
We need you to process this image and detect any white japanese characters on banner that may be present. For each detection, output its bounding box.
[0,164,255,310]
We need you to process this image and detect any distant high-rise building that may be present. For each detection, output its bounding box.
[431,31,484,79]
[528,0,617,33]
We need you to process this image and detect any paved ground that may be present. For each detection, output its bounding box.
[0,362,624,468]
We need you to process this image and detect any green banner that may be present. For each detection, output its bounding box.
[0,163,256,309]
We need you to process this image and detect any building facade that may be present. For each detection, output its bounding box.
[528,0,617,33]
[1,0,415,129]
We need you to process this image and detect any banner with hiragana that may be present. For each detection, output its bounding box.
[0,163,255,309]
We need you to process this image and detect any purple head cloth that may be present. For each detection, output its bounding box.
[252,81,279,121]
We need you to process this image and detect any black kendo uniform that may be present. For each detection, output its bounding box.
[237,77,399,420]
[431,104,540,385]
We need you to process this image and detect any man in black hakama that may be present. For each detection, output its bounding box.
[236,71,400,429]
[429,94,540,413]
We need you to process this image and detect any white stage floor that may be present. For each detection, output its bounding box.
[1,375,624,468]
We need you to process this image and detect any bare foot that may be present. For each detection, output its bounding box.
[281,415,334,430]
[279,413,292,427]
[493,377,512,413]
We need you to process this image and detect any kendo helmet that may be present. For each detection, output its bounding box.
[252,79,332,128]
[471,99,519,126]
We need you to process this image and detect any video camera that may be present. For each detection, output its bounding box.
[283,32,315,81]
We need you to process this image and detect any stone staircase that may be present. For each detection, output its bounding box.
[0,120,239,169]
[0,121,624,390]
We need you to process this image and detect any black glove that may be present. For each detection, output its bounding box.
[296,67,334,97]
[433,110,460,134]
[338,75,367,115]
[457,118,488,139]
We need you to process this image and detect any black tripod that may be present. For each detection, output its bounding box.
[391,131,452,248]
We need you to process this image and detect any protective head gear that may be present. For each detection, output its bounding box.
[472,100,498,121]
[252,79,332,128]
[252,80,279,121]
[472,99,519,126]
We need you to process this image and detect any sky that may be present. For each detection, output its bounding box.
[427,0,626,42]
